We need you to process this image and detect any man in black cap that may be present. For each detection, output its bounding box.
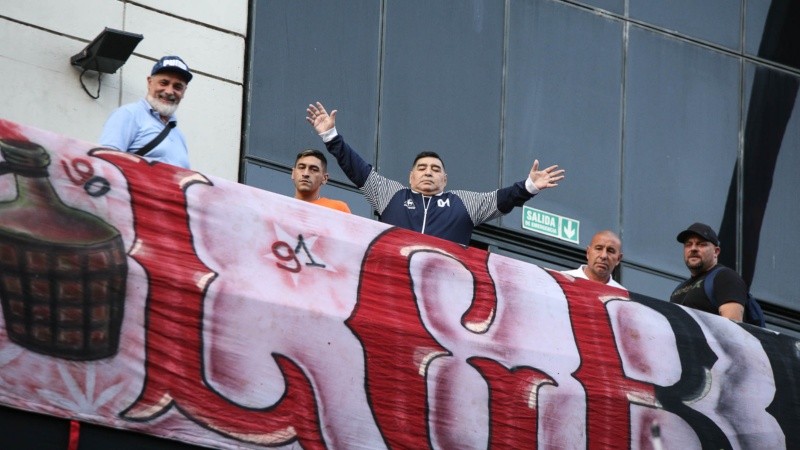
[99,55,193,168]
[670,222,747,321]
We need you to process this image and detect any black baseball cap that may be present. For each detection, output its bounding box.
[676,222,720,246]
[151,55,193,82]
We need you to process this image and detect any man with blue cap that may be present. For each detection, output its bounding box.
[100,55,193,168]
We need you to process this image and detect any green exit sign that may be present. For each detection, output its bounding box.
[522,206,580,244]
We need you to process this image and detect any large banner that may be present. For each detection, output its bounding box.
[0,119,797,449]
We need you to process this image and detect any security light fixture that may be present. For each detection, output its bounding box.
[71,28,143,99]
[71,28,143,73]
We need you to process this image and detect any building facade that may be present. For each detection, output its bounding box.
[244,0,800,336]
[2,1,799,448]
[1,1,797,329]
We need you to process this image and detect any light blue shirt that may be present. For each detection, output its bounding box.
[99,98,190,168]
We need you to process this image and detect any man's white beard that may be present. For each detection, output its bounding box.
[147,94,179,117]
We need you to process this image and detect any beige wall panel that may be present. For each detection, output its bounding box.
[0,0,123,39]
[0,20,123,144]
[180,79,243,181]
[124,5,245,83]
[134,0,249,35]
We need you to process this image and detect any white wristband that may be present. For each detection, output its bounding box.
[319,127,338,143]
[525,177,540,195]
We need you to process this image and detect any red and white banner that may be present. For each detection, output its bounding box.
[0,119,797,449]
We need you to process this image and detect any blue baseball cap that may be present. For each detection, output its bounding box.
[151,55,192,82]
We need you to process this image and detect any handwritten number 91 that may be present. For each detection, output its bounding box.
[272,234,326,273]
[272,241,301,273]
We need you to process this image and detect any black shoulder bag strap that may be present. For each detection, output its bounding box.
[135,121,176,156]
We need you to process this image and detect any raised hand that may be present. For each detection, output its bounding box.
[306,101,337,134]
[529,159,565,191]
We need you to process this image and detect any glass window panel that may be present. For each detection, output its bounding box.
[629,0,741,50]
[571,0,624,15]
[623,28,740,275]
[745,0,800,71]
[502,0,623,246]
[244,163,293,197]
[377,0,505,190]
[329,186,381,219]
[743,64,800,311]
[745,0,771,57]
[245,0,381,185]
[622,266,685,302]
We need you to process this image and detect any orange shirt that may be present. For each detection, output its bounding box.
[310,197,351,213]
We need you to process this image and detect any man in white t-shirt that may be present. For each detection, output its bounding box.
[562,230,625,290]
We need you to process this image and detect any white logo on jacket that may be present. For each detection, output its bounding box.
[404,199,416,210]
[437,198,450,208]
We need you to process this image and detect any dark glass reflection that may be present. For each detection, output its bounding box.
[718,0,800,286]
[746,0,800,71]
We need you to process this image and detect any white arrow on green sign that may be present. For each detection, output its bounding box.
[521,206,580,244]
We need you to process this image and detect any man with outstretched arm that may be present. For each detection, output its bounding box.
[305,101,565,246]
